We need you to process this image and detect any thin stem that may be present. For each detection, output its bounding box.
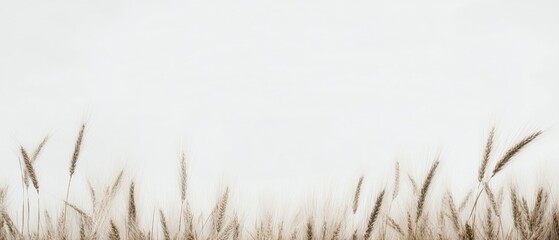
[21,190,25,236]
[151,208,155,240]
[178,200,184,234]
[17,158,25,235]
[62,177,73,228]
[37,196,40,237]
[468,176,495,224]
[27,192,30,238]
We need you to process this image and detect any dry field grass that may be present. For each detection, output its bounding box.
[1,124,557,239]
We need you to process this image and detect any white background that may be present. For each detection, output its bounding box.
[1,0,559,226]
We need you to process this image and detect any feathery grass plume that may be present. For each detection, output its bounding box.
[23,136,49,189]
[127,181,144,240]
[531,223,546,240]
[483,183,500,218]
[78,221,86,240]
[331,222,342,240]
[128,182,137,224]
[446,192,461,232]
[187,227,196,240]
[521,198,530,222]
[183,205,195,240]
[393,161,400,200]
[233,215,240,240]
[485,207,494,240]
[458,190,473,212]
[510,188,528,239]
[478,127,494,182]
[364,189,385,240]
[218,220,235,240]
[215,187,229,233]
[385,215,404,236]
[290,229,298,240]
[529,188,546,232]
[87,180,97,210]
[63,201,92,225]
[180,152,188,202]
[31,136,49,163]
[553,209,559,239]
[159,209,170,240]
[277,220,284,240]
[55,211,67,239]
[178,152,188,234]
[416,160,439,222]
[437,208,444,227]
[408,174,418,196]
[44,210,55,240]
[2,211,19,238]
[69,124,85,177]
[463,223,474,240]
[108,220,120,240]
[352,176,364,214]
[20,147,39,193]
[320,220,327,240]
[306,219,313,240]
[108,170,124,198]
[491,131,542,177]
[63,124,86,227]
[406,212,414,238]
[20,147,41,236]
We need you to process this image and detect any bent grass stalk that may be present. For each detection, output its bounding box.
[468,130,542,224]
[20,147,40,237]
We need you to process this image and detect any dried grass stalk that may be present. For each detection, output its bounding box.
[459,190,473,212]
[69,124,85,176]
[108,220,120,240]
[478,127,494,182]
[159,209,170,240]
[353,176,364,214]
[215,187,229,233]
[416,160,439,222]
[511,188,528,239]
[128,182,137,224]
[393,161,400,200]
[20,147,39,193]
[484,207,494,240]
[180,152,187,202]
[306,219,313,240]
[364,189,385,240]
[446,192,461,232]
[492,131,542,177]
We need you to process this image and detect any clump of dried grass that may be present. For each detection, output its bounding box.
[2,125,556,240]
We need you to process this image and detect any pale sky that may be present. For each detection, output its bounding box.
[1,0,559,226]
